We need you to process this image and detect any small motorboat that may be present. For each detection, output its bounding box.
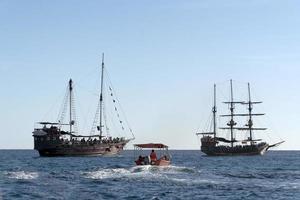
[134,143,171,166]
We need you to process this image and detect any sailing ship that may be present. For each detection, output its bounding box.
[197,80,284,156]
[33,54,134,156]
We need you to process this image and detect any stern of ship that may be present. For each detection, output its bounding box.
[201,136,218,155]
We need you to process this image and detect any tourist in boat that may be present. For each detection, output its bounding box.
[136,155,145,165]
[150,149,157,164]
[162,155,169,161]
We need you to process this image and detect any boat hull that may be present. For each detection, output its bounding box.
[201,143,269,156]
[154,159,171,166]
[33,127,131,157]
[135,159,171,166]
[35,141,129,157]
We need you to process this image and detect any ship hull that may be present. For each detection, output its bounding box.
[201,143,269,156]
[35,141,129,157]
[33,127,131,157]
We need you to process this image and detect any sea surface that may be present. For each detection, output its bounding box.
[0,150,299,200]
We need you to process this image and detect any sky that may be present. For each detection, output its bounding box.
[0,0,300,150]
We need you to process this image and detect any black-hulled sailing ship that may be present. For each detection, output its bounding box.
[197,80,284,156]
[33,54,134,156]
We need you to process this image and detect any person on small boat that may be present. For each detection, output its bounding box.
[135,155,149,165]
[136,155,145,165]
[150,149,157,164]
[161,155,169,161]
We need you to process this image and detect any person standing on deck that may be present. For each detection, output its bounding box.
[150,149,157,164]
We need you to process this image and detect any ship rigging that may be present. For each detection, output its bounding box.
[196,80,284,156]
[33,54,134,156]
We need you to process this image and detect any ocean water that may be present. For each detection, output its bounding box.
[0,150,299,200]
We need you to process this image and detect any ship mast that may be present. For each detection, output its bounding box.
[99,53,105,140]
[229,79,235,147]
[69,79,73,140]
[220,80,248,145]
[213,84,217,138]
[220,81,267,145]
[245,83,266,144]
[196,84,217,137]
[247,83,253,144]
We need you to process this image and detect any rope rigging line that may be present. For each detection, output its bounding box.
[71,77,100,135]
[90,99,100,136]
[107,101,122,138]
[59,63,135,140]
[71,87,79,134]
[89,77,126,138]
[103,83,110,137]
[108,83,126,135]
[104,68,135,139]
[57,85,70,125]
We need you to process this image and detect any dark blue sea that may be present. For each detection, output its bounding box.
[0,150,299,200]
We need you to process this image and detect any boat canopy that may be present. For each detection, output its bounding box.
[134,143,168,148]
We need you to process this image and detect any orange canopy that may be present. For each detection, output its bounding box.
[134,143,168,148]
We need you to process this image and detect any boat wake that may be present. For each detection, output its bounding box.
[82,168,131,180]
[4,171,38,180]
[82,165,198,180]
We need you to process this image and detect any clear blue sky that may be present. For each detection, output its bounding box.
[0,0,299,149]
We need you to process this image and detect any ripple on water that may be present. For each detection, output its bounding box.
[221,169,300,181]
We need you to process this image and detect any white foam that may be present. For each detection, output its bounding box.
[162,165,197,174]
[83,168,131,179]
[5,171,38,180]
[82,165,198,181]
[83,166,166,180]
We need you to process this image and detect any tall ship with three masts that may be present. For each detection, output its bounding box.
[197,80,283,156]
[33,54,134,156]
